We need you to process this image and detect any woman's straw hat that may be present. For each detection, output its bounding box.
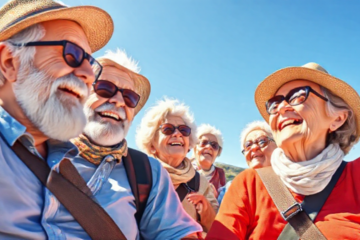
[97,58,151,116]
[255,62,360,137]
[0,0,113,52]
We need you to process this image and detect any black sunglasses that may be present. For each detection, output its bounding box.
[10,40,102,81]
[93,80,140,108]
[242,136,274,154]
[266,86,328,115]
[159,123,191,137]
[199,140,220,151]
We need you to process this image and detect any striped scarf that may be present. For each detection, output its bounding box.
[71,134,128,165]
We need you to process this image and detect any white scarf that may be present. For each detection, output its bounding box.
[199,165,216,181]
[271,144,344,195]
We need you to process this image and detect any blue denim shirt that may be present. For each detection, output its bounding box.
[0,107,202,239]
[0,107,78,239]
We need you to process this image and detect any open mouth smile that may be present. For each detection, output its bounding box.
[98,111,121,121]
[278,118,303,131]
[168,142,184,146]
[58,86,81,99]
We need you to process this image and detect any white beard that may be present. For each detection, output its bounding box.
[83,102,131,146]
[13,63,89,141]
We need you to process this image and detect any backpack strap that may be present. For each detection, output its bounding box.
[122,148,153,235]
[256,167,326,240]
[278,161,347,240]
[176,171,200,202]
[12,141,127,240]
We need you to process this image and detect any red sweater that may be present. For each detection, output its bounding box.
[206,158,360,240]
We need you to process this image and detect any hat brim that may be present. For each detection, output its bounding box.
[0,6,113,52]
[255,66,360,139]
[97,58,151,116]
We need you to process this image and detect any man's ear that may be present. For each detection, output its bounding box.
[0,43,20,83]
[329,111,348,132]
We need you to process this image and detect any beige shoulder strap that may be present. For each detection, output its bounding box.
[256,167,326,240]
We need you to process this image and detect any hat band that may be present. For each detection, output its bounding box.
[1,5,66,33]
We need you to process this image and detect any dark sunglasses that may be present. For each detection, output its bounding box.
[266,86,328,115]
[10,40,102,81]
[159,123,191,137]
[93,80,140,108]
[199,140,220,151]
[242,136,274,154]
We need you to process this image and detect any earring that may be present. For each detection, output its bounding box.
[151,149,156,154]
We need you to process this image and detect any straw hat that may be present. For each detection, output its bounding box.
[255,62,360,138]
[0,0,113,52]
[97,58,151,116]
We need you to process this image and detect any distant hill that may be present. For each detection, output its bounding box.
[215,162,246,182]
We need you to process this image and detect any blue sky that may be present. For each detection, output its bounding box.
[3,0,360,168]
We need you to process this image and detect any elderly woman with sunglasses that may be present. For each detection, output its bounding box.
[217,120,277,205]
[193,124,226,197]
[207,63,360,240]
[240,120,277,169]
[136,98,219,234]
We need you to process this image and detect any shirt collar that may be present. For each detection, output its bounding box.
[0,106,27,146]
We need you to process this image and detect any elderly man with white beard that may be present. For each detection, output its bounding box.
[69,49,202,240]
[0,0,114,239]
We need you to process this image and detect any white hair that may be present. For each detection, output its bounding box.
[322,87,358,155]
[240,120,273,150]
[136,97,197,156]
[0,24,45,86]
[100,48,140,73]
[196,124,224,148]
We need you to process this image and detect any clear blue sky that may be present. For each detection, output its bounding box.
[3,0,360,168]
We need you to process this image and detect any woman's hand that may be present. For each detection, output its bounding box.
[187,193,216,232]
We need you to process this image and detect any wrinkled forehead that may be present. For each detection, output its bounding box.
[199,133,218,142]
[245,129,269,143]
[275,79,322,96]
[99,65,135,90]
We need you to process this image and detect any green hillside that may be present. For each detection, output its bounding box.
[215,162,246,182]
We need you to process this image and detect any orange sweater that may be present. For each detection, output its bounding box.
[206,158,360,240]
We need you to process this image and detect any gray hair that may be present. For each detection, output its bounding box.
[322,87,357,155]
[0,24,45,86]
[240,120,273,152]
[136,97,197,157]
[196,123,224,148]
[100,48,140,73]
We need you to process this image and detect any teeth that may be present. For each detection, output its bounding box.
[101,112,120,120]
[170,142,182,146]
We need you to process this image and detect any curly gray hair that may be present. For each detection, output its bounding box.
[136,98,197,157]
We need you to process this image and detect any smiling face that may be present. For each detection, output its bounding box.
[10,20,94,141]
[83,65,135,146]
[151,115,190,167]
[243,129,276,169]
[269,80,338,160]
[194,134,220,171]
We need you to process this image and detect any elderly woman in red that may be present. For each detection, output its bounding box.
[207,62,360,240]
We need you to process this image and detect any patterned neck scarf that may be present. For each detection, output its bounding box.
[71,134,128,165]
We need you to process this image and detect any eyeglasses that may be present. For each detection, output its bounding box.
[10,40,102,81]
[199,140,220,151]
[266,86,328,115]
[242,136,274,154]
[158,123,191,137]
[93,80,140,108]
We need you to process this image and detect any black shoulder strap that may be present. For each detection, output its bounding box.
[176,171,200,202]
[278,161,347,240]
[122,148,153,229]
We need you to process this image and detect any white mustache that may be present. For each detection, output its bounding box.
[95,103,126,120]
[51,74,89,101]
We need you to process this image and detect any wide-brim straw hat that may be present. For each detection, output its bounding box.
[0,0,113,52]
[97,58,151,116]
[255,62,360,139]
